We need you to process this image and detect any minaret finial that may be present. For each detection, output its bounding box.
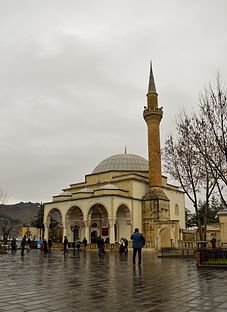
[148,60,156,94]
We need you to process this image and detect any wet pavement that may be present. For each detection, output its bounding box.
[1,250,227,312]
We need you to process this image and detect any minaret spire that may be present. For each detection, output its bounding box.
[147,61,156,94]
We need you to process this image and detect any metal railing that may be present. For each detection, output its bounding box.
[159,247,196,258]
[197,248,227,266]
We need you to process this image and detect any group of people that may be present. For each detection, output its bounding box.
[10,235,54,256]
[11,235,30,256]
[13,228,146,265]
[63,228,145,264]
[63,236,88,256]
[39,238,53,254]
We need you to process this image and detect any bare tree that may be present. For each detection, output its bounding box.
[0,189,11,245]
[192,75,227,206]
[163,114,204,239]
[199,75,226,180]
[163,74,227,240]
[164,113,217,240]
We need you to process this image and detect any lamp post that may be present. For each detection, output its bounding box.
[70,224,78,256]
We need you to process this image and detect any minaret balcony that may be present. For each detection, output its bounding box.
[143,107,163,122]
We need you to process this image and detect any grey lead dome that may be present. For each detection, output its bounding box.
[92,153,149,174]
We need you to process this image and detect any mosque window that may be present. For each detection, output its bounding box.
[91,223,97,228]
[175,204,179,216]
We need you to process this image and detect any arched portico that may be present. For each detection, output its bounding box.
[45,208,63,243]
[88,204,108,243]
[65,206,84,242]
[115,204,131,242]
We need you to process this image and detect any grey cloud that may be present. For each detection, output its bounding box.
[0,0,227,203]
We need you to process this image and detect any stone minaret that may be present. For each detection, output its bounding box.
[142,62,170,245]
[143,62,163,187]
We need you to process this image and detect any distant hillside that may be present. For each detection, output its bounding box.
[0,202,40,225]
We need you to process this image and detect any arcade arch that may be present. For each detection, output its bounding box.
[115,204,131,242]
[46,208,63,243]
[65,206,84,242]
[88,204,108,243]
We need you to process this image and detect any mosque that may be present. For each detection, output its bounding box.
[43,64,186,249]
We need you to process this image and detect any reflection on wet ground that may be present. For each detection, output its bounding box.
[0,250,227,311]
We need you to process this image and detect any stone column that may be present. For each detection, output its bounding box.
[62,219,67,243]
[85,224,90,243]
[109,220,116,244]
[44,221,49,240]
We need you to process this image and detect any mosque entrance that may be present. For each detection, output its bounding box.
[91,230,97,243]
[47,209,63,243]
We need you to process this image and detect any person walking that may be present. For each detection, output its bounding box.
[210,237,216,248]
[48,238,52,253]
[40,241,44,254]
[82,237,87,250]
[21,235,27,256]
[124,238,128,255]
[130,228,145,265]
[11,237,17,254]
[97,236,105,257]
[43,239,48,254]
[63,236,68,256]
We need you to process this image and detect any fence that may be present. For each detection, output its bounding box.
[196,248,227,267]
[159,247,196,258]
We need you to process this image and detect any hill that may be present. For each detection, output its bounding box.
[0,202,40,225]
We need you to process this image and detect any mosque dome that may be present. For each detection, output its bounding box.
[92,153,149,174]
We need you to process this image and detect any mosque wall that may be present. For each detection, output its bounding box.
[131,180,148,199]
[163,188,186,229]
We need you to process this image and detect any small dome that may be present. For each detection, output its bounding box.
[92,153,148,174]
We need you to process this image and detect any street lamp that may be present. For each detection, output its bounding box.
[70,224,78,256]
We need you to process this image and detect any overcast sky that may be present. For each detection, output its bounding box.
[0,0,227,204]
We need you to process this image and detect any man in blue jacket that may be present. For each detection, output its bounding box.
[130,228,145,265]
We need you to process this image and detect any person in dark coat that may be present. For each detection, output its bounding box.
[48,238,52,253]
[21,235,27,256]
[11,237,17,254]
[211,237,216,248]
[82,237,87,250]
[43,239,48,254]
[124,238,128,255]
[63,236,68,256]
[119,240,125,254]
[97,236,105,257]
[130,228,145,265]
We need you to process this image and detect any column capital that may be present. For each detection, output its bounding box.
[109,219,116,226]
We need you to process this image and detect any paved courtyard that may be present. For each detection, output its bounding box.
[1,250,227,312]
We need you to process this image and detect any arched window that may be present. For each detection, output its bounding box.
[175,204,179,216]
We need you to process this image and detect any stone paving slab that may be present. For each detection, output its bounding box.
[1,250,227,311]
